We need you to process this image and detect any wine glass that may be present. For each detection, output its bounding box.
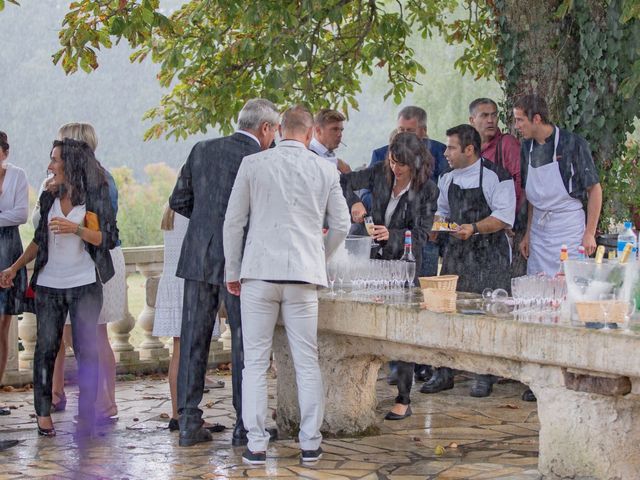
[326,261,337,296]
[336,261,347,294]
[599,293,616,330]
[364,216,379,247]
[404,261,416,289]
[624,298,637,331]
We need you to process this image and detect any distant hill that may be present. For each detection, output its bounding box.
[0,1,501,188]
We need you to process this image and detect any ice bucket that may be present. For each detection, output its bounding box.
[344,235,373,260]
[564,259,639,323]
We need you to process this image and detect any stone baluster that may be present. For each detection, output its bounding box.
[206,314,227,365]
[2,316,21,385]
[109,264,140,365]
[18,311,37,372]
[135,261,168,361]
[220,316,232,351]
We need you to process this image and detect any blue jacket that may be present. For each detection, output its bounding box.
[361,138,448,211]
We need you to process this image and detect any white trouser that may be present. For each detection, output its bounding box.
[240,279,324,452]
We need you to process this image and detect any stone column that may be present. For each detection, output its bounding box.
[220,316,232,350]
[533,377,640,480]
[109,264,140,365]
[207,314,230,365]
[135,262,168,361]
[18,311,37,371]
[273,326,383,436]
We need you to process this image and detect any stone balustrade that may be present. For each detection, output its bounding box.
[1,246,231,386]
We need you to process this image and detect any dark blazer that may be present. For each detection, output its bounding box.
[362,138,448,211]
[340,162,438,270]
[170,132,261,285]
[31,185,118,290]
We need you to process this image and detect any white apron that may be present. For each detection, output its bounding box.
[526,127,584,276]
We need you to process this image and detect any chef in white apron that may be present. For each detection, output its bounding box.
[525,126,585,275]
[514,94,602,278]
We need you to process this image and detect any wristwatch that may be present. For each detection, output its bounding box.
[472,223,478,235]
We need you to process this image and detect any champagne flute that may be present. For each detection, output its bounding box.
[624,298,636,331]
[326,261,337,296]
[364,216,379,247]
[336,261,346,294]
[404,260,416,289]
[599,293,616,330]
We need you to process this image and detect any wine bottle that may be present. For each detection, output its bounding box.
[556,244,568,278]
[400,231,416,287]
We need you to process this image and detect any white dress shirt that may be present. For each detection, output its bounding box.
[0,163,29,227]
[36,198,97,288]
[384,180,411,227]
[309,137,338,167]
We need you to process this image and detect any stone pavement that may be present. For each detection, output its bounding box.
[0,371,541,479]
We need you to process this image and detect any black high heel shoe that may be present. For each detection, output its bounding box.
[36,418,56,437]
[50,394,67,413]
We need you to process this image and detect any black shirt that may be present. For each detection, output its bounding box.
[520,126,600,201]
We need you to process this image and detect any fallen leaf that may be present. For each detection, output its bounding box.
[133,417,139,421]
[412,436,421,442]
[448,442,458,448]
[159,413,170,419]
[498,403,520,409]
[434,445,446,455]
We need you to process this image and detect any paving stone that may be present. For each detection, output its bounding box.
[0,371,541,478]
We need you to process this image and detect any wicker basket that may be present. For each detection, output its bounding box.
[418,275,459,292]
[575,300,626,323]
[421,288,457,313]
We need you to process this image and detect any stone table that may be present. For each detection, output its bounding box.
[273,290,640,480]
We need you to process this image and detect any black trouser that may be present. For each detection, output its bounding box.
[395,361,415,405]
[178,280,243,432]
[33,282,102,421]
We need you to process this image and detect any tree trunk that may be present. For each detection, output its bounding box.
[498,0,578,122]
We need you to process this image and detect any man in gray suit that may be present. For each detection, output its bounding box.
[224,106,351,465]
[169,99,280,447]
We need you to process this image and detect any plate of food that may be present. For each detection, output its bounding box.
[431,220,459,232]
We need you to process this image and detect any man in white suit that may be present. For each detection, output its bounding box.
[223,105,350,465]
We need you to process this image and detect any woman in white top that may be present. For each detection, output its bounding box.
[0,131,29,416]
[41,123,125,421]
[0,138,118,439]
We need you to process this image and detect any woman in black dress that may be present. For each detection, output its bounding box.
[0,131,28,415]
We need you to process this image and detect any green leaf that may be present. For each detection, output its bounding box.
[140,6,154,26]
